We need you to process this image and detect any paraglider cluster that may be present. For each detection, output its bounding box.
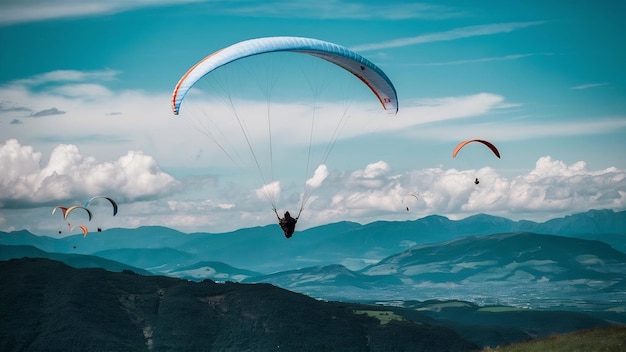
[52,196,118,237]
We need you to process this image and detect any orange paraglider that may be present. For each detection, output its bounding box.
[452,139,500,159]
[452,139,500,185]
[70,225,89,237]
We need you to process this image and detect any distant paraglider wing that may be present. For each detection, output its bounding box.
[402,193,419,202]
[64,206,93,221]
[452,139,501,159]
[52,206,69,217]
[84,196,118,216]
[70,225,89,237]
[171,36,398,115]
[402,193,419,212]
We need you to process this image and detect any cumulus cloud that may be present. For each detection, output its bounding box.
[2,149,624,233]
[307,157,626,226]
[0,139,179,208]
[256,181,281,203]
[306,164,329,189]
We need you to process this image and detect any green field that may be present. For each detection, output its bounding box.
[482,325,626,352]
[353,310,406,325]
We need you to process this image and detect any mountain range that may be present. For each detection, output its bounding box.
[244,232,626,311]
[1,209,625,311]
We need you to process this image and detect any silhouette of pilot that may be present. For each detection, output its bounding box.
[278,211,298,239]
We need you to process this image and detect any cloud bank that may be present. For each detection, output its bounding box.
[306,158,626,226]
[1,140,624,233]
[0,139,179,208]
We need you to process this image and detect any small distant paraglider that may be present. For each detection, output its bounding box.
[52,205,93,221]
[452,139,500,185]
[84,196,118,216]
[402,194,419,212]
[70,225,89,238]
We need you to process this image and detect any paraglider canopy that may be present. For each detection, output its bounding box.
[52,205,92,221]
[452,139,501,159]
[402,193,419,212]
[172,36,398,116]
[70,225,89,238]
[84,196,118,216]
[452,139,500,185]
[172,36,399,237]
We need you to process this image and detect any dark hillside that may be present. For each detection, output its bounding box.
[0,258,477,352]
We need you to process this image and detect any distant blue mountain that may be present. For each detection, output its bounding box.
[2,209,625,311]
[1,209,624,275]
[0,245,151,275]
[245,232,626,311]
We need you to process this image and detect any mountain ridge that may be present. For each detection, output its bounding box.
[2,208,624,270]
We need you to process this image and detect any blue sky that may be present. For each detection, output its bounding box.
[1,0,625,235]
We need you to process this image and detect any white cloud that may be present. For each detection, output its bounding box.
[306,157,626,226]
[399,93,507,126]
[2,69,623,173]
[570,83,609,90]
[413,53,549,66]
[13,69,120,86]
[1,69,625,234]
[0,139,179,208]
[402,116,626,142]
[0,0,462,26]
[256,181,281,204]
[0,0,202,26]
[1,146,624,234]
[351,21,544,52]
[306,164,329,189]
[222,1,463,20]
[358,160,390,179]
[50,84,115,99]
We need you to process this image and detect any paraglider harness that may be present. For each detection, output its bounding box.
[274,207,302,239]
